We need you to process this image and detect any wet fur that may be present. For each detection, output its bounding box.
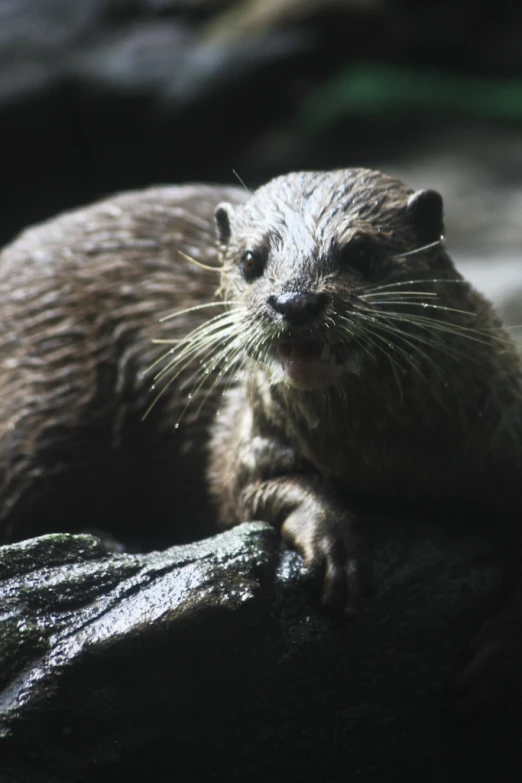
[1,170,521,547]
[0,184,249,546]
[210,170,522,522]
[1,167,522,709]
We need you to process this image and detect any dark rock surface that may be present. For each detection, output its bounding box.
[1,517,520,783]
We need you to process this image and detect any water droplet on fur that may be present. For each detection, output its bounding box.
[174,422,180,430]
[150,384,156,391]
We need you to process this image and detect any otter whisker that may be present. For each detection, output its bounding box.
[212,320,263,379]
[144,320,245,420]
[374,320,456,375]
[356,306,494,372]
[152,320,244,387]
[177,310,254,389]
[190,334,245,392]
[369,308,513,347]
[243,324,273,366]
[190,318,271,414]
[159,310,244,360]
[353,323,406,391]
[156,307,246,358]
[356,305,457,356]
[159,300,241,323]
[361,291,439,299]
[391,239,444,259]
[232,169,252,195]
[367,300,479,319]
[147,309,246,377]
[363,278,464,295]
[364,303,520,346]
[244,335,278,379]
[339,316,411,400]
[341,312,425,372]
[142,371,181,419]
[177,248,222,273]
[363,334,409,401]
[149,310,246,387]
[217,329,267,399]
[336,318,379,365]
[359,321,451,407]
[347,310,446,384]
[180,333,249,422]
[356,319,429,375]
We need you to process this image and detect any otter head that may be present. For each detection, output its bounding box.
[215,168,450,392]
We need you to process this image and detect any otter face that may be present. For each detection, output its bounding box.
[215,169,448,391]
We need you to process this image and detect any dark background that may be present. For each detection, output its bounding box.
[2,0,522,257]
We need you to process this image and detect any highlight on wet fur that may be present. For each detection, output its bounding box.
[1,168,521,623]
[146,229,518,419]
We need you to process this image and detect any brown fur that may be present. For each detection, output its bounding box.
[0,184,248,546]
[207,169,522,610]
[1,169,521,596]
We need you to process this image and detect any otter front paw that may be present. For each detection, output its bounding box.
[281,511,372,616]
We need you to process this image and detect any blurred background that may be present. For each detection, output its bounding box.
[1,0,521,322]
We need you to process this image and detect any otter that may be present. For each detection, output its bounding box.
[207,169,522,612]
[1,169,521,706]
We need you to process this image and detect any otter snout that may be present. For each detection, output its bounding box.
[267,292,327,326]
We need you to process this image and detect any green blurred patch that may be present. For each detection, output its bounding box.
[301,63,522,131]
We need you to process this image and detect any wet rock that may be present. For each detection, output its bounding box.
[1,516,520,782]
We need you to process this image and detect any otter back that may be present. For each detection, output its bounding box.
[0,184,248,547]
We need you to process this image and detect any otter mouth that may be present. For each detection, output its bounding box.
[278,338,341,389]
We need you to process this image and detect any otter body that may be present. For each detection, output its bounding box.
[1,169,521,598]
[0,184,249,547]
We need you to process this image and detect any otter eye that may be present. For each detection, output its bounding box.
[240,249,265,282]
[338,239,375,277]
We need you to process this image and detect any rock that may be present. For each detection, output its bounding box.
[1,516,520,782]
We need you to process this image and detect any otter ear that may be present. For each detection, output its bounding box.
[406,189,444,244]
[215,203,235,245]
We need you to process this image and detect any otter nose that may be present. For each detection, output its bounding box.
[268,292,326,325]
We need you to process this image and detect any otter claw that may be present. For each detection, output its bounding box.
[282,511,371,615]
[322,550,363,615]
